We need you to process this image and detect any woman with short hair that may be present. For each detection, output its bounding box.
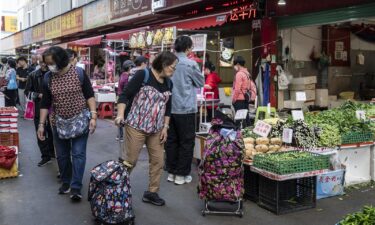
[115,51,178,207]
[4,59,18,107]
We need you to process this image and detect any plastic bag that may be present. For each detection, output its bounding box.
[24,96,35,120]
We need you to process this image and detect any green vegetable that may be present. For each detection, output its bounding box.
[339,205,375,225]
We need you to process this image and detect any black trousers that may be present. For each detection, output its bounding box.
[4,89,17,107]
[34,117,55,160]
[233,100,252,127]
[165,113,196,176]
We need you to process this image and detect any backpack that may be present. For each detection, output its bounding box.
[242,72,256,104]
[124,69,172,134]
[43,67,85,92]
[88,160,135,225]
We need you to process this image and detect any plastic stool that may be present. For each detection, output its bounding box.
[98,102,114,119]
[255,106,277,122]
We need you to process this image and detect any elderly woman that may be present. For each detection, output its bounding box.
[37,46,97,202]
[115,51,178,207]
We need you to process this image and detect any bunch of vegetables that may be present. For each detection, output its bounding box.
[339,206,375,225]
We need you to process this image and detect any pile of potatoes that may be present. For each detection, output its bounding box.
[244,137,286,159]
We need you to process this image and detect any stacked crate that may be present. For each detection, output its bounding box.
[285,76,317,109]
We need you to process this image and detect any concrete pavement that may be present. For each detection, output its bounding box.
[0,119,374,225]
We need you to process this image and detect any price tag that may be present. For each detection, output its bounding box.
[282,128,293,143]
[296,91,307,101]
[292,110,304,121]
[253,120,272,137]
[356,110,366,120]
[235,109,248,120]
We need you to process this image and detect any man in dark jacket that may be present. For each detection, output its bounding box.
[25,56,55,167]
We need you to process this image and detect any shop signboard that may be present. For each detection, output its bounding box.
[83,0,110,30]
[32,24,45,43]
[23,28,33,46]
[0,35,15,51]
[151,0,165,12]
[13,32,23,48]
[1,16,17,32]
[227,3,257,23]
[110,0,150,20]
[45,16,61,40]
[61,8,83,36]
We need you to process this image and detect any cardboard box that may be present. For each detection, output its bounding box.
[329,100,345,109]
[289,83,316,91]
[329,95,337,101]
[291,76,317,85]
[284,100,303,109]
[315,89,329,107]
[291,90,316,101]
[304,101,315,107]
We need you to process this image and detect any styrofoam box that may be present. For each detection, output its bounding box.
[94,92,116,103]
[315,89,329,107]
[291,76,317,85]
[329,95,338,101]
[284,100,303,109]
[289,83,316,91]
[329,100,345,109]
[304,101,315,107]
[291,90,316,101]
[338,146,371,186]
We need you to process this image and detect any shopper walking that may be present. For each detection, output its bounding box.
[16,56,30,114]
[4,59,18,107]
[129,56,148,80]
[25,56,55,167]
[203,61,222,121]
[165,36,204,185]
[29,55,39,72]
[116,60,135,142]
[0,57,8,87]
[37,46,97,201]
[115,51,177,206]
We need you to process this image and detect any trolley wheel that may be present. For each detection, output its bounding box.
[240,200,244,209]
[201,211,206,217]
[238,211,244,218]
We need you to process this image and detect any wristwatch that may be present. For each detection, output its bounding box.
[163,124,170,130]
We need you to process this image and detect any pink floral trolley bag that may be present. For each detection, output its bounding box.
[198,110,245,217]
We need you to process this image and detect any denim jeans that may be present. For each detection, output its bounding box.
[52,127,89,190]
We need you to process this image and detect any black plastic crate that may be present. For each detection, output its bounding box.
[244,165,259,202]
[257,175,316,215]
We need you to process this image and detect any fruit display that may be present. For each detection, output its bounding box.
[244,137,286,159]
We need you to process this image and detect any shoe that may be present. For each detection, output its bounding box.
[120,138,124,143]
[174,175,186,185]
[185,175,193,184]
[38,158,51,167]
[58,183,71,194]
[142,191,165,206]
[167,173,175,182]
[57,172,61,179]
[70,188,82,201]
[116,137,120,141]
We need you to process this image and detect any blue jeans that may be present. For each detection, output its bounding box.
[52,127,89,190]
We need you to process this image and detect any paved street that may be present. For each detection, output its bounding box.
[1,119,375,225]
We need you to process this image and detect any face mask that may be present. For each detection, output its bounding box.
[48,64,59,73]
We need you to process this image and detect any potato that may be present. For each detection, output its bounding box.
[269,145,281,152]
[243,137,255,144]
[245,143,254,150]
[271,138,282,145]
[245,149,252,157]
[255,144,269,153]
[256,137,270,145]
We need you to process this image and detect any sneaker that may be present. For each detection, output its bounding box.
[142,191,165,206]
[70,188,82,201]
[174,175,186,185]
[167,173,175,182]
[185,175,193,184]
[58,183,71,194]
[38,158,51,167]
[120,138,124,143]
[116,137,120,141]
[56,172,61,179]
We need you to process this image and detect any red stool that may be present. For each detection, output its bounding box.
[98,102,114,119]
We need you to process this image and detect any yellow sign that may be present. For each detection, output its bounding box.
[45,16,61,40]
[61,8,83,36]
[2,16,18,32]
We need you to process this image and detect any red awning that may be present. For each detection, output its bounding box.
[162,12,228,30]
[68,35,103,47]
[34,46,51,54]
[106,27,149,40]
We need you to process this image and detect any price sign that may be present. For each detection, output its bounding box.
[296,91,307,101]
[282,128,293,143]
[253,120,272,137]
[235,109,248,120]
[292,110,304,121]
[356,110,366,120]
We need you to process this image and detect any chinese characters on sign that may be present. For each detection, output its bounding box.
[61,8,83,36]
[253,121,272,137]
[190,34,206,52]
[282,128,293,144]
[110,0,150,20]
[227,4,257,23]
[45,16,61,40]
[32,24,45,43]
[1,16,18,32]
[84,0,110,30]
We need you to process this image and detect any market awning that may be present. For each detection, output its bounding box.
[105,27,149,41]
[162,12,228,30]
[33,46,51,55]
[68,35,103,47]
